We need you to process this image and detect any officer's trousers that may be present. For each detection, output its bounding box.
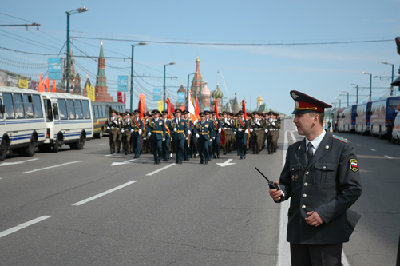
[131,132,142,158]
[109,128,119,153]
[198,137,209,163]
[151,137,162,163]
[213,134,220,157]
[122,131,131,155]
[174,135,185,163]
[162,136,170,160]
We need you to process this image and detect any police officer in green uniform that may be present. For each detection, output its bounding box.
[269,90,362,266]
[235,110,248,159]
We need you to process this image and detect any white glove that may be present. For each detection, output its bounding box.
[185,137,188,140]
[196,133,200,138]
[113,120,118,125]
[265,129,268,133]
[250,128,253,132]
[138,129,142,135]
[234,132,236,135]
[163,138,165,141]
[107,126,110,130]
[209,139,212,142]
[227,121,230,125]
[188,130,191,135]
[245,129,249,134]
[212,137,215,140]
[148,133,151,137]
[130,129,134,133]
[121,129,125,134]
[272,122,275,126]
[193,120,197,125]
[174,128,176,132]
[218,128,221,133]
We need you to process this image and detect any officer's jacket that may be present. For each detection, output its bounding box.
[279,132,362,245]
[170,117,188,139]
[212,119,222,137]
[122,117,132,130]
[131,117,144,133]
[149,118,165,140]
[108,115,121,129]
[196,120,212,140]
[222,117,232,129]
[234,118,248,135]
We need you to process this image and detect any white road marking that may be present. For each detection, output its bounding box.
[105,154,113,157]
[384,155,392,159]
[145,163,176,176]
[216,159,236,167]
[0,177,3,180]
[277,131,290,266]
[370,148,376,152]
[72,181,136,206]
[0,158,38,166]
[111,159,137,166]
[24,161,81,174]
[290,131,297,143]
[0,216,51,238]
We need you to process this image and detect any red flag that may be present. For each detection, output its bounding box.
[214,100,219,119]
[195,98,200,120]
[117,92,123,103]
[52,80,56,93]
[242,99,247,120]
[166,98,171,119]
[138,93,146,119]
[123,93,126,104]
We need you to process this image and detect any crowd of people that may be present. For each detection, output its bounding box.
[106,108,281,165]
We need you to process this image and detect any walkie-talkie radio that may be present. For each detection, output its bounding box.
[255,167,281,202]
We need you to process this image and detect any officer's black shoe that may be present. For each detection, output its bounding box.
[125,151,128,155]
[163,158,168,161]
[154,161,157,165]
[200,161,204,164]
[217,154,220,158]
[240,156,243,160]
[178,161,182,164]
[194,154,197,158]
[205,161,208,165]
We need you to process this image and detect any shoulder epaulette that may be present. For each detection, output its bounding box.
[332,135,348,144]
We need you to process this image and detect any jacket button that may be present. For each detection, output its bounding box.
[291,168,294,171]
[304,182,308,186]
[303,193,307,198]
[305,171,309,175]
[323,165,327,169]
[302,204,306,209]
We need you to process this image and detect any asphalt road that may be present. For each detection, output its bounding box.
[0,119,398,265]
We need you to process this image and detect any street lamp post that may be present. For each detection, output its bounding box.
[350,83,359,104]
[362,72,372,101]
[382,61,395,96]
[65,6,88,93]
[163,62,175,110]
[186,72,195,110]
[130,42,146,112]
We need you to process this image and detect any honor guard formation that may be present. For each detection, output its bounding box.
[106,108,281,164]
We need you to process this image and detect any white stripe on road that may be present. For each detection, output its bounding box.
[370,148,376,152]
[24,161,81,174]
[72,181,136,206]
[145,163,176,176]
[0,216,51,238]
[384,155,393,159]
[290,131,297,143]
[0,158,38,166]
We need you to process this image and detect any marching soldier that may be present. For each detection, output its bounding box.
[115,112,123,153]
[183,111,191,161]
[121,113,132,155]
[250,112,264,154]
[143,112,152,154]
[170,109,188,165]
[221,111,233,155]
[269,90,362,266]
[107,110,119,154]
[131,109,144,158]
[269,112,280,153]
[195,112,212,164]
[162,111,172,161]
[205,111,214,161]
[211,112,222,158]
[235,110,248,159]
[148,110,165,164]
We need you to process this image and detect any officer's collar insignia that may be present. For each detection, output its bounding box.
[332,135,348,144]
[349,159,359,172]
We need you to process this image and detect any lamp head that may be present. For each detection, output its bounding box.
[77,6,88,13]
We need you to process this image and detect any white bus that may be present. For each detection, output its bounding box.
[338,106,352,132]
[40,92,93,152]
[0,87,46,160]
[370,97,400,137]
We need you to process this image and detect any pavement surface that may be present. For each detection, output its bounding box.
[0,119,398,265]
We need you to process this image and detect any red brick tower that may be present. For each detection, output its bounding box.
[95,41,113,102]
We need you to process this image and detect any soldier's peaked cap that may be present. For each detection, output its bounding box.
[133,109,140,113]
[290,90,332,114]
[175,109,181,113]
[152,109,160,114]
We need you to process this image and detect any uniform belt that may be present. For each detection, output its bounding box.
[176,130,185,133]
[223,127,230,130]
[133,129,139,132]
[200,132,209,135]
[237,128,244,132]
[152,130,163,133]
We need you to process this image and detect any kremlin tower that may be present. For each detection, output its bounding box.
[95,41,113,102]
[212,81,224,112]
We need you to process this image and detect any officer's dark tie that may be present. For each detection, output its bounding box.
[307,142,314,163]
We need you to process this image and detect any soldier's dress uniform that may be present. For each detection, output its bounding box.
[170,110,188,164]
[162,112,172,161]
[250,115,264,154]
[235,112,248,159]
[107,113,121,154]
[196,114,212,164]
[131,110,144,158]
[121,115,132,155]
[221,115,233,155]
[277,90,362,266]
[212,117,222,158]
[149,111,165,164]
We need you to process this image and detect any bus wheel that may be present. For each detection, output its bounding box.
[71,134,85,150]
[52,139,59,153]
[24,138,36,157]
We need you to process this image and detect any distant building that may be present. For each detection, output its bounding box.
[211,81,224,112]
[201,81,211,111]
[95,41,113,102]
[191,57,205,110]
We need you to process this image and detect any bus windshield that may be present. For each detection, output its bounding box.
[388,98,400,110]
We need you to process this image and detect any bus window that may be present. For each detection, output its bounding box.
[32,94,43,118]
[74,100,83,119]
[94,105,98,119]
[44,99,53,122]
[0,98,2,119]
[66,99,76,119]
[101,105,105,118]
[13,93,25,119]
[53,103,59,120]
[58,99,68,120]
[23,94,34,118]
[82,100,90,119]
[3,93,14,119]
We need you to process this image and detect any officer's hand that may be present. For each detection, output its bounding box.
[185,137,188,140]
[174,128,176,132]
[130,129,134,133]
[162,138,165,141]
[269,181,283,202]
[209,139,212,142]
[212,137,215,140]
[196,133,200,138]
[305,211,324,227]
[148,133,151,137]
[138,129,142,134]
